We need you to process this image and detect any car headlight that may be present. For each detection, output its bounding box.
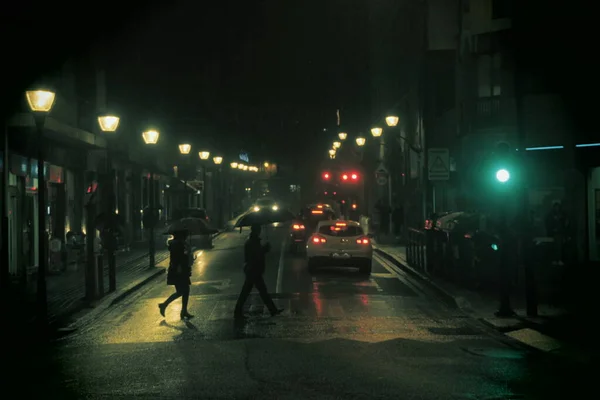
[253,206,260,212]
[272,205,279,211]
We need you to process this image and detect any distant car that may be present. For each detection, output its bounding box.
[306,219,372,274]
[251,198,279,212]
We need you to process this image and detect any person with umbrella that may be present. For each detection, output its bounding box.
[234,224,284,318]
[158,230,194,320]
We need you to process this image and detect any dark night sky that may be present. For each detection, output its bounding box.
[101,0,382,165]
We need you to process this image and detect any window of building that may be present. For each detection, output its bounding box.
[477,53,502,97]
[492,0,512,19]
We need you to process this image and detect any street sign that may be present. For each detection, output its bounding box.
[375,163,388,175]
[376,175,388,186]
[428,148,450,181]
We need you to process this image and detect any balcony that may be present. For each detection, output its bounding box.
[472,96,516,132]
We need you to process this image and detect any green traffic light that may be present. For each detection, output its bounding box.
[496,169,510,183]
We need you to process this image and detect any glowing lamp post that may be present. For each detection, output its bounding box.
[142,130,160,145]
[231,162,238,168]
[356,137,366,147]
[338,132,347,140]
[333,141,341,149]
[198,150,210,209]
[25,88,56,325]
[496,169,510,183]
[98,114,121,293]
[199,151,210,160]
[370,127,383,138]
[385,116,399,127]
[213,156,223,165]
[142,129,160,270]
[179,143,191,155]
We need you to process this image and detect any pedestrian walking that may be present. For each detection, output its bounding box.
[158,230,194,320]
[234,224,283,318]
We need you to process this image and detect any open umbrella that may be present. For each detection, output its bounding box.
[165,217,218,235]
[235,208,295,227]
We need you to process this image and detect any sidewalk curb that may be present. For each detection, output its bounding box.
[373,247,459,309]
[59,265,167,334]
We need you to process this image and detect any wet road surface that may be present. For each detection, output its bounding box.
[11,225,593,399]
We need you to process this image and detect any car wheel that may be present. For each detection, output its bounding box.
[359,260,372,275]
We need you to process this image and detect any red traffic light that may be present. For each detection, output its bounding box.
[322,171,331,180]
[351,173,358,180]
[342,173,348,180]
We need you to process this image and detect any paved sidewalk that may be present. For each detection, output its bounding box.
[373,242,593,361]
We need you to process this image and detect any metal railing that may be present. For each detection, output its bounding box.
[406,228,427,273]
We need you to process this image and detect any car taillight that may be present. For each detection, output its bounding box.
[293,224,305,230]
[312,235,327,244]
[356,236,370,245]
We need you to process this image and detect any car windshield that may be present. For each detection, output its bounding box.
[318,224,363,237]
[256,199,274,206]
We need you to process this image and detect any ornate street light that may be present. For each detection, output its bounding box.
[213,156,223,165]
[237,163,244,169]
[142,130,160,144]
[231,162,238,168]
[26,89,56,113]
[356,137,366,146]
[25,87,56,324]
[329,149,336,156]
[243,165,248,171]
[385,116,399,127]
[338,132,347,140]
[371,127,383,137]
[333,141,341,149]
[98,115,120,132]
[98,114,121,291]
[199,151,210,160]
[264,162,270,168]
[179,144,191,154]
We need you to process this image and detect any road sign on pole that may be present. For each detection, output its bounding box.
[428,148,450,181]
[376,175,388,186]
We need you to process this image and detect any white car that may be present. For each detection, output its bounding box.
[306,220,372,274]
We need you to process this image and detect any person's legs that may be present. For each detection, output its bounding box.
[158,288,182,316]
[234,276,254,317]
[254,275,282,315]
[178,284,192,319]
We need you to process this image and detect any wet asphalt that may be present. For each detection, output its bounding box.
[8,225,595,399]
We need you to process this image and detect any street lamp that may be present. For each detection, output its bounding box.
[179,144,191,155]
[496,169,510,183]
[238,163,244,170]
[329,149,336,156]
[385,116,399,127]
[142,129,160,270]
[333,141,341,149]
[264,162,270,168]
[231,162,238,168]
[142,130,160,145]
[25,88,56,327]
[338,132,347,140]
[199,151,210,160]
[98,115,120,132]
[98,114,121,293]
[197,151,210,209]
[243,165,248,171]
[371,127,383,138]
[213,156,223,165]
[356,137,366,146]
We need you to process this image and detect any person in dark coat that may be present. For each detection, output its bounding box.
[234,224,283,318]
[158,231,194,320]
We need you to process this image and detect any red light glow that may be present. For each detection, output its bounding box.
[323,172,330,180]
[342,174,348,180]
[351,173,358,180]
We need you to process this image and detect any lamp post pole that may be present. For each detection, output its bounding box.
[98,115,120,293]
[142,130,160,269]
[25,89,56,332]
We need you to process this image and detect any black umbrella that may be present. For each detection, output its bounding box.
[235,208,295,227]
[164,218,218,235]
